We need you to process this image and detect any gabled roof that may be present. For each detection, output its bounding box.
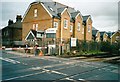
[92,27,98,31]
[57,7,65,14]
[71,12,79,19]
[23,0,81,22]
[92,30,98,36]
[92,27,99,37]
[100,31,108,38]
[83,15,89,22]
[82,15,92,24]
[110,30,120,38]
[107,32,115,38]
[25,30,37,40]
[25,30,45,40]
[2,20,22,30]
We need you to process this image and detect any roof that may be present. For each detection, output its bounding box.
[41,1,76,16]
[100,31,107,37]
[110,30,120,38]
[25,30,45,40]
[92,27,98,31]
[23,0,82,22]
[82,15,90,22]
[2,21,22,30]
[25,30,36,40]
[107,32,115,38]
[71,12,79,19]
[92,30,98,36]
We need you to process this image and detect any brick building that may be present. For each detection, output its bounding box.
[92,27,100,42]
[22,0,93,44]
[2,15,22,47]
[100,31,109,42]
[107,30,120,44]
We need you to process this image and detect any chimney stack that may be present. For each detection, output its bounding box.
[8,19,13,25]
[16,15,22,22]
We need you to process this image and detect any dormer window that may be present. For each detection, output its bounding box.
[34,9,37,17]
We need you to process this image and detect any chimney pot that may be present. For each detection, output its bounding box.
[16,15,22,22]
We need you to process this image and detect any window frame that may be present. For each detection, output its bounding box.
[70,25,73,32]
[36,24,38,31]
[88,25,91,32]
[64,19,68,29]
[82,28,84,34]
[77,22,80,31]
[54,22,58,29]
[33,24,35,30]
[33,24,38,31]
[34,9,37,17]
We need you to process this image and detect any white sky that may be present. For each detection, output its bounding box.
[0,0,120,32]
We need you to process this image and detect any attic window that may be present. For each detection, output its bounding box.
[34,9,37,17]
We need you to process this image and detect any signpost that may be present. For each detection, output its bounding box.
[70,38,77,47]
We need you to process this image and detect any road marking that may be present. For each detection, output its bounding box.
[78,78,86,81]
[66,77,74,81]
[3,71,45,81]
[51,70,68,76]
[30,67,41,70]
[0,57,20,64]
[29,66,68,76]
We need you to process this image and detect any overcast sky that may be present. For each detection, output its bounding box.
[0,0,120,32]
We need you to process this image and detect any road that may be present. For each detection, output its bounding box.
[0,50,120,82]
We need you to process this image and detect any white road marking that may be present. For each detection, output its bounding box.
[66,78,74,81]
[30,67,41,70]
[0,57,20,64]
[4,71,45,81]
[51,70,68,76]
[78,78,86,81]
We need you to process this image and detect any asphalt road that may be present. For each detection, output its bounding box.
[1,50,120,82]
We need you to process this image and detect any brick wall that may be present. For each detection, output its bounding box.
[22,3,52,41]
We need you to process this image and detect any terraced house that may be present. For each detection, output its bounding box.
[22,0,93,45]
[92,27,101,42]
[100,31,109,42]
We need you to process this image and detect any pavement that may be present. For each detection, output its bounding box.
[1,50,120,82]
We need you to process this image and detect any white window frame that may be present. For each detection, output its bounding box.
[88,25,91,32]
[70,25,73,32]
[36,24,38,31]
[82,28,84,34]
[116,36,120,40]
[78,22,80,31]
[34,9,37,17]
[33,24,35,30]
[54,22,58,29]
[33,24,38,31]
[64,19,68,29]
